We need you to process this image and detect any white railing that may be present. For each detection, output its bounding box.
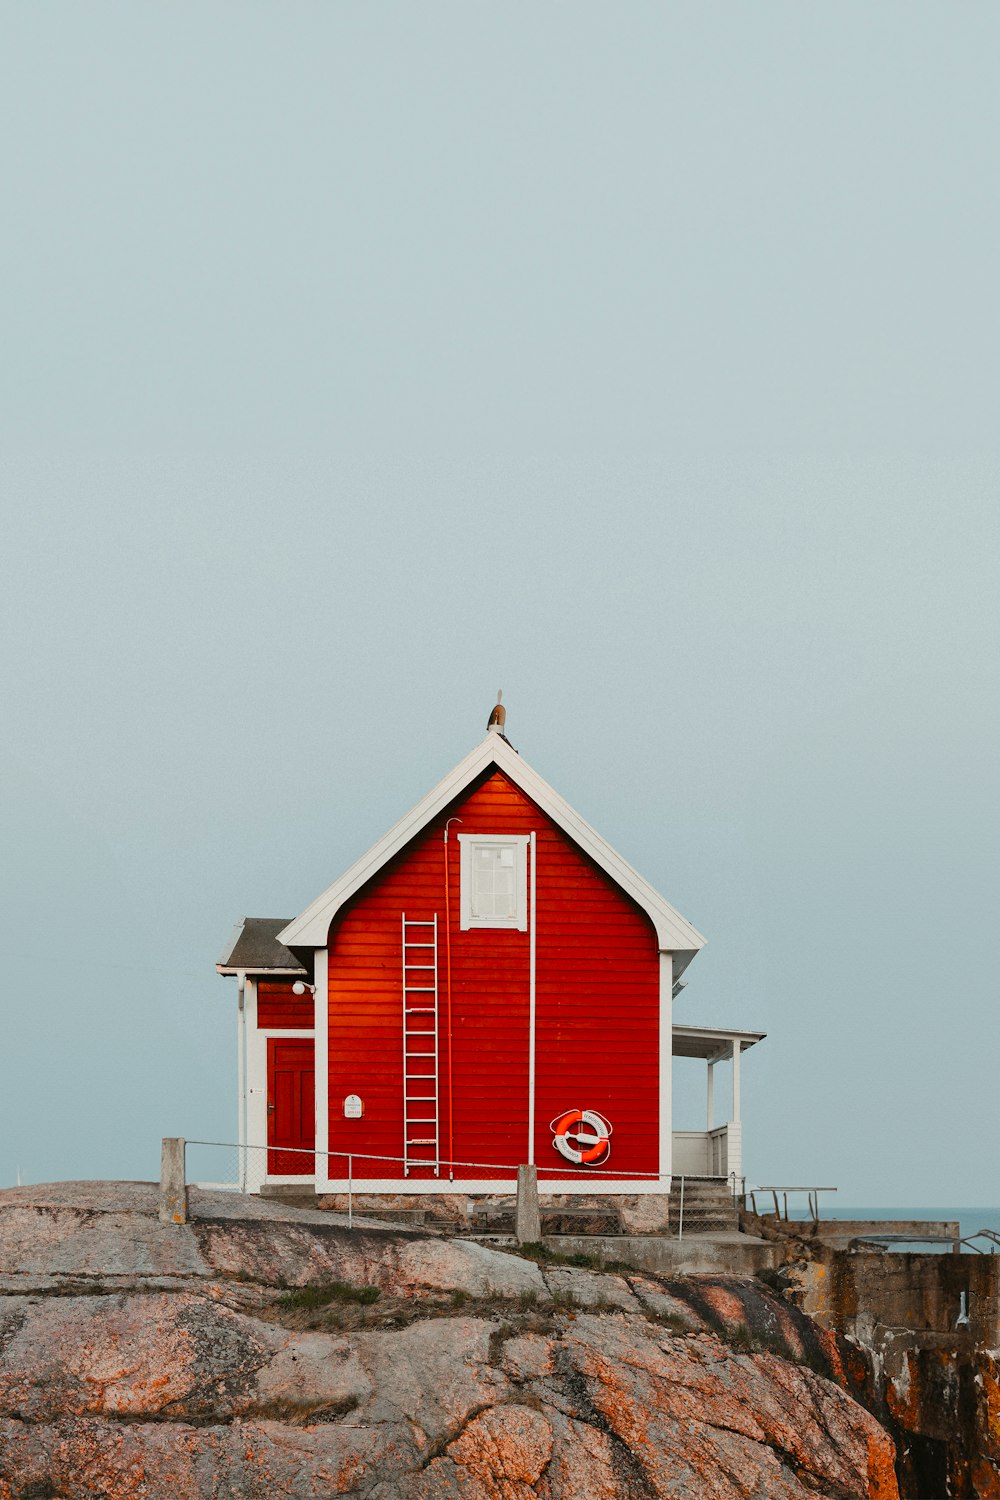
[672,1123,741,1178]
[748,1185,838,1222]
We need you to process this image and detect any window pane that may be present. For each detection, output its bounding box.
[465,840,522,924]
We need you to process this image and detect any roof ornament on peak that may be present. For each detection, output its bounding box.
[487,690,505,733]
[486,689,516,750]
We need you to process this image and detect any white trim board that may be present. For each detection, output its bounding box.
[458,832,529,931]
[313,947,329,1191]
[245,980,317,1191]
[278,734,705,966]
[315,1177,672,1195]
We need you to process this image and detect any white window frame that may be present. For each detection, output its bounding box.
[458,834,529,931]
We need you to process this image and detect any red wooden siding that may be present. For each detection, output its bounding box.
[257,980,313,1030]
[267,1037,315,1175]
[326,769,660,1182]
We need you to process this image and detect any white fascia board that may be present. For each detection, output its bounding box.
[216,966,307,977]
[672,1024,767,1048]
[278,734,706,957]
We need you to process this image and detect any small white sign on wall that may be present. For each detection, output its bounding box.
[343,1094,363,1119]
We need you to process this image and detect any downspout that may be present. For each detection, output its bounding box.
[236,971,247,1193]
[443,818,462,1180]
[528,831,536,1165]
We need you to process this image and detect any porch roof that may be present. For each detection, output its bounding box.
[671,1024,765,1059]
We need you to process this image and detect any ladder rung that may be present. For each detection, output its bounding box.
[406,1095,435,1101]
[405,942,435,947]
[403,921,435,927]
[406,1007,435,1014]
[405,986,435,992]
[405,964,435,969]
[405,1052,435,1058]
[408,1073,435,1079]
[407,1138,436,1145]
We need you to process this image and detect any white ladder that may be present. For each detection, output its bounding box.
[402,914,439,1178]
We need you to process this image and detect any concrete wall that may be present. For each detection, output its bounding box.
[547,1233,780,1276]
[797,1247,1000,1347]
[792,1247,1000,1498]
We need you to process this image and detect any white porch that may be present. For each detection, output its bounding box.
[671,1024,764,1181]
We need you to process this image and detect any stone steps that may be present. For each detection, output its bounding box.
[668,1178,739,1233]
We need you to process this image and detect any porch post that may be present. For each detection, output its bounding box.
[706,1060,715,1131]
[732,1039,741,1125]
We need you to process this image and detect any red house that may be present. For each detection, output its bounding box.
[217,719,762,1203]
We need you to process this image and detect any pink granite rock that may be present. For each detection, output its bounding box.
[0,1183,899,1499]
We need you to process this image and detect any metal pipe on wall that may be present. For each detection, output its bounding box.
[528,831,537,1165]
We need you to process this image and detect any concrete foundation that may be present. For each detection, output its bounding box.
[472,1232,782,1276]
[280,1189,676,1236]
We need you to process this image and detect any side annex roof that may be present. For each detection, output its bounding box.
[278,734,706,973]
[217,917,308,976]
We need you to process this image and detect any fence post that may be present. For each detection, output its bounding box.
[159,1138,188,1225]
[348,1154,353,1230]
[677,1174,685,1241]
[515,1164,541,1244]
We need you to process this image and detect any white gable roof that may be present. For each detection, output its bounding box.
[277,733,706,968]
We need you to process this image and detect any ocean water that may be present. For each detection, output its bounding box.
[784,1205,1000,1253]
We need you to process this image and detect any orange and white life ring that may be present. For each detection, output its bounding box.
[550,1109,612,1166]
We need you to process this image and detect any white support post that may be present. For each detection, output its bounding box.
[236,971,247,1192]
[244,978,264,1193]
[729,1038,743,1181]
[706,1059,715,1132]
[732,1039,741,1125]
[658,953,673,1184]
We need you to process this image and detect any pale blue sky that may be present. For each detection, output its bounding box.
[1,4,997,1203]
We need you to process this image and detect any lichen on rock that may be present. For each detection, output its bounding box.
[0,1182,899,1498]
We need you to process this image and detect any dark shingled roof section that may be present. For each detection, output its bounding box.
[217,917,308,975]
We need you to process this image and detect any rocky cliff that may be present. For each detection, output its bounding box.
[0,1183,898,1499]
[784,1238,1000,1498]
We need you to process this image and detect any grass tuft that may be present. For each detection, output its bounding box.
[277,1281,381,1311]
[510,1242,635,1275]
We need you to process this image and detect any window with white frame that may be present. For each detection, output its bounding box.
[458,834,529,930]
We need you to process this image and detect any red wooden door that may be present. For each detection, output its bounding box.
[267,1038,315,1176]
